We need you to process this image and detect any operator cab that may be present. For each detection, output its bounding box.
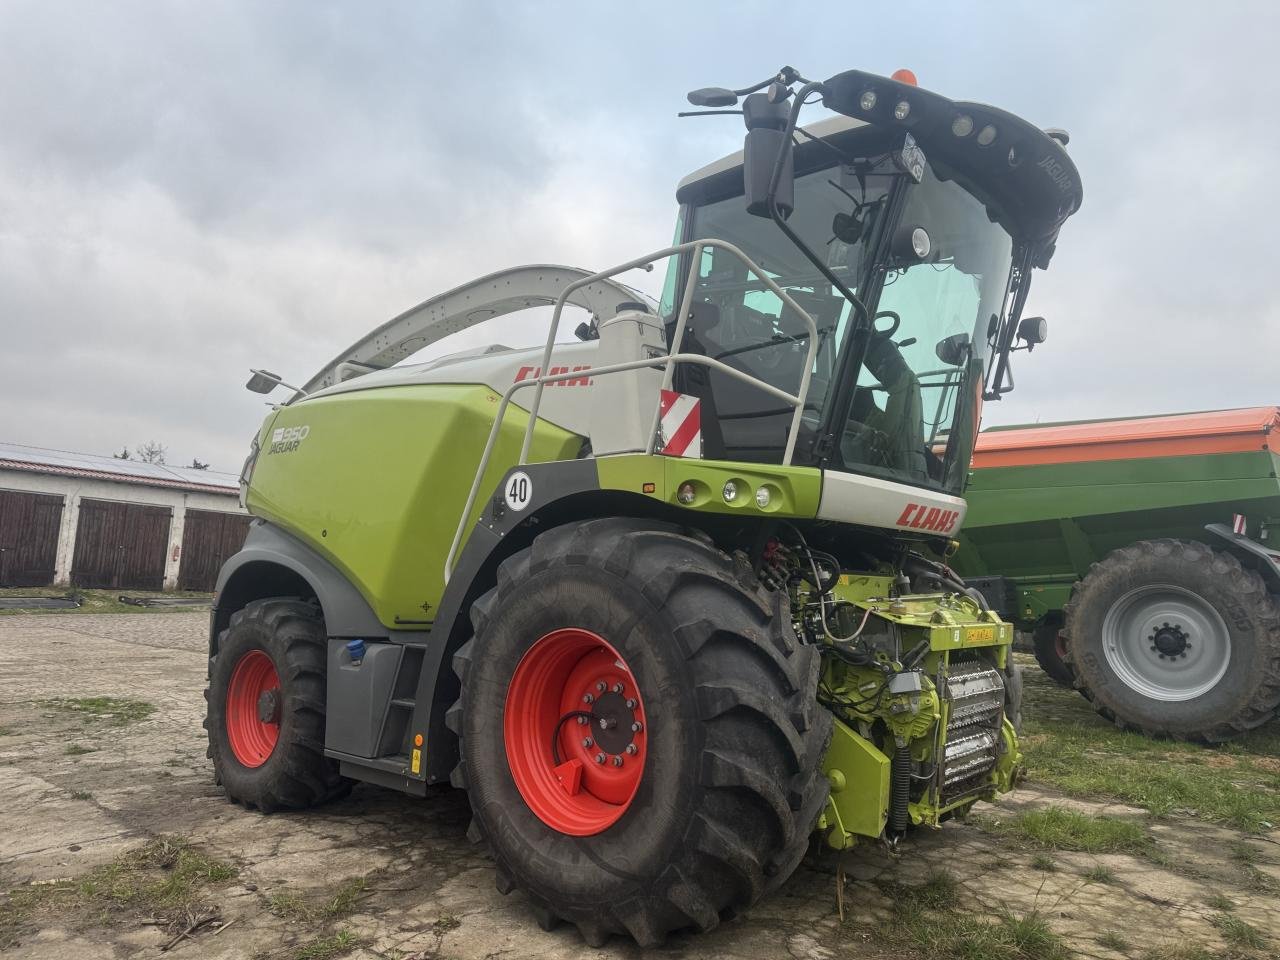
[665,69,1081,497]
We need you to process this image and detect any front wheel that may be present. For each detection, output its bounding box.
[1063,540,1280,741]
[446,519,831,947]
[204,598,349,811]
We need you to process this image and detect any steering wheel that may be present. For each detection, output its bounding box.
[871,310,900,339]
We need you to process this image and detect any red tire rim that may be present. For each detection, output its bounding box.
[226,649,281,768]
[504,628,647,836]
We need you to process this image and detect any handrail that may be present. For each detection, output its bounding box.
[444,239,819,583]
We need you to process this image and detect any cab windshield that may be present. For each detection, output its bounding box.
[670,159,1013,494]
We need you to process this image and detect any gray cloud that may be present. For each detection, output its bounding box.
[2,1,1278,468]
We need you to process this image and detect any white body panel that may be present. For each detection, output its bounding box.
[308,311,668,449]
[817,470,968,536]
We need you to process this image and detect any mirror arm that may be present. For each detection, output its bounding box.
[764,81,871,333]
[247,368,310,399]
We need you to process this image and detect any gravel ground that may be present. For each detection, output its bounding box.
[1,613,1276,960]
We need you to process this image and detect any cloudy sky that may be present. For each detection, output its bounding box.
[2,1,1277,471]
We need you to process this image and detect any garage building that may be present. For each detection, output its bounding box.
[0,442,250,592]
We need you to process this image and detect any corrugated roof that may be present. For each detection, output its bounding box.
[0,441,239,496]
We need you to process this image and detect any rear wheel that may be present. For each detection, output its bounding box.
[204,598,349,811]
[447,519,831,947]
[1032,614,1075,688]
[1064,540,1280,741]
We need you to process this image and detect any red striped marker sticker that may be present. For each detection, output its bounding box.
[1233,514,1247,535]
[658,390,702,458]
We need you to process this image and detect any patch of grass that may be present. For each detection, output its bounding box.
[43,697,155,726]
[0,586,211,616]
[1229,841,1261,865]
[1097,930,1130,953]
[1211,913,1266,950]
[64,744,97,756]
[984,807,1151,854]
[69,790,93,801]
[1031,853,1057,872]
[1019,663,1280,832]
[892,904,1070,960]
[1083,864,1118,884]
[1139,947,1215,960]
[1,837,236,948]
[270,877,367,924]
[0,726,13,737]
[293,930,359,960]
[1205,893,1235,912]
[432,913,461,935]
[1242,864,1279,894]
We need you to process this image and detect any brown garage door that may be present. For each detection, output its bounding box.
[0,489,64,587]
[178,509,251,592]
[71,499,171,591]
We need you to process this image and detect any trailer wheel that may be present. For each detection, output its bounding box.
[1064,540,1280,741]
[204,598,350,811]
[446,519,831,948]
[1032,614,1075,688]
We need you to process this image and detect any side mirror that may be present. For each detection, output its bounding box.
[742,92,793,219]
[1017,316,1048,350]
[936,333,971,366]
[246,369,283,394]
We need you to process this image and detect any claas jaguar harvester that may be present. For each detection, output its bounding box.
[206,66,1082,946]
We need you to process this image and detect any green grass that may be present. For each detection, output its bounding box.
[69,789,93,801]
[270,877,367,923]
[42,697,155,725]
[872,869,1069,960]
[1082,864,1118,884]
[982,807,1151,855]
[1019,663,1280,832]
[1097,930,1130,953]
[1,837,236,948]
[0,586,211,616]
[1210,913,1266,949]
[1031,853,1057,872]
[292,930,359,960]
[64,744,97,756]
[1205,893,1235,912]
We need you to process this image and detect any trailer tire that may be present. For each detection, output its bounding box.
[1064,539,1280,741]
[204,598,350,811]
[1031,614,1075,688]
[446,518,831,948]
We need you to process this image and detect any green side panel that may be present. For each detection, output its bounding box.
[596,454,823,518]
[246,384,581,628]
[821,718,890,842]
[954,450,1280,602]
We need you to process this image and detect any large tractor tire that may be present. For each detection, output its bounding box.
[1063,539,1280,742]
[1031,614,1075,688]
[204,598,350,811]
[447,519,832,948]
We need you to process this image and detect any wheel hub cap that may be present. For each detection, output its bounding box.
[503,628,647,836]
[1101,584,1230,701]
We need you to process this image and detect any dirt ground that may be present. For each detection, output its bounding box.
[1,613,1277,960]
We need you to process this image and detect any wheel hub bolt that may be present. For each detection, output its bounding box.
[582,693,594,704]
[631,721,644,733]
[596,681,607,693]
[612,755,624,767]
[582,737,594,748]
[598,717,617,730]
[625,698,637,709]
[576,716,588,726]
[594,753,606,764]
[612,682,624,694]
[625,744,638,755]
